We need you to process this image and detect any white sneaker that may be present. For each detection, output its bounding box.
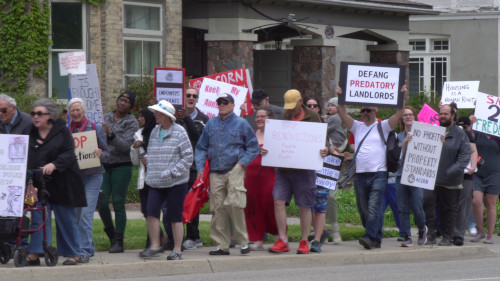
[195,238,203,247]
[182,239,197,250]
[470,227,478,236]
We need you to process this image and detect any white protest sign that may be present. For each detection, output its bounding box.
[262,119,327,170]
[69,64,103,125]
[441,81,479,108]
[0,135,29,217]
[315,154,344,190]
[155,68,185,111]
[197,78,248,118]
[73,131,101,170]
[401,121,445,190]
[339,62,405,108]
[59,51,86,76]
[472,91,500,136]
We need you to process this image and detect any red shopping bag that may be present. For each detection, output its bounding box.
[183,159,210,224]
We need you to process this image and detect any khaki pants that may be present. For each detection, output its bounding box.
[209,164,248,251]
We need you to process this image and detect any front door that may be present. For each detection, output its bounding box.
[254,50,292,106]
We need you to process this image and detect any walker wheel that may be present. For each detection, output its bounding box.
[44,245,58,267]
[13,248,27,267]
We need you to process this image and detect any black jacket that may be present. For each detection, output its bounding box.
[0,110,32,135]
[436,124,471,186]
[28,119,86,207]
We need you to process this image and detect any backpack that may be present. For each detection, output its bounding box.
[377,123,401,173]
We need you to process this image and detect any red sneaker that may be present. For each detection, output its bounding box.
[297,240,309,254]
[269,238,290,253]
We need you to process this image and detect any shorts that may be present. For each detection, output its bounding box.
[146,183,188,222]
[474,174,500,195]
[311,186,330,213]
[273,168,317,207]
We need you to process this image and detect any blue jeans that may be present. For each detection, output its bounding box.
[76,173,103,257]
[29,203,79,257]
[382,183,403,237]
[396,177,426,237]
[355,172,388,243]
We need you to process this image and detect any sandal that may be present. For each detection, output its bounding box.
[26,255,40,266]
[63,256,79,266]
[249,243,264,251]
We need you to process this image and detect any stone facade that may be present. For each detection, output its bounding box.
[292,46,336,104]
[206,41,254,76]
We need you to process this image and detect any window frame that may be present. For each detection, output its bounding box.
[123,1,162,36]
[123,37,163,81]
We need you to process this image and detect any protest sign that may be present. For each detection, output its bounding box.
[440,81,479,108]
[316,154,344,190]
[189,68,254,116]
[73,131,100,170]
[417,104,439,126]
[262,119,327,170]
[338,62,405,108]
[59,51,86,76]
[401,121,445,190]
[197,78,248,118]
[0,135,28,217]
[69,64,103,125]
[154,67,185,111]
[472,91,500,136]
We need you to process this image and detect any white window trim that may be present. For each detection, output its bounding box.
[123,37,163,83]
[123,1,162,36]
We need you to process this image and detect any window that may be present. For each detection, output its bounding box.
[49,1,85,99]
[123,2,162,87]
[409,37,450,95]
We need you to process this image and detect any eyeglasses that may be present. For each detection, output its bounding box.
[403,113,414,117]
[186,94,198,99]
[117,97,131,104]
[30,111,50,117]
[306,104,319,108]
[0,107,10,114]
[360,108,374,113]
[217,100,229,106]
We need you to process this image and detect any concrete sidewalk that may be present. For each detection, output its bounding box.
[0,207,497,281]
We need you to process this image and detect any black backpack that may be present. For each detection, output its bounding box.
[377,123,401,173]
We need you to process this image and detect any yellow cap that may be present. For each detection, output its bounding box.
[283,89,301,109]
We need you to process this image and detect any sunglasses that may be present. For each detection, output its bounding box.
[217,100,229,106]
[186,94,199,99]
[360,108,374,113]
[0,107,9,114]
[30,111,50,117]
[306,104,319,108]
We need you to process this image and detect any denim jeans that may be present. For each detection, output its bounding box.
[382,183,403,237]
[355,172,388,243]
[76,173,103,257]
[396,177,426,237]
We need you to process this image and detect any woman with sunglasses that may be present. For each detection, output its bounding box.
[26,98,86,266]
[304,96,324,122]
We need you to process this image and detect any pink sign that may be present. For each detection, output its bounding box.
[189,68,254,116]
[417,104,439,125]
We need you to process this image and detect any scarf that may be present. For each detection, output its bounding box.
[70,116,89,133]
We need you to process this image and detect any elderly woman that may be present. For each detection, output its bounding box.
[26,98,86,266]
[67,98,109,263]
[139,100,193,260]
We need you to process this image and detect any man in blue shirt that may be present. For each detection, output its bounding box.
[195,93,259,255]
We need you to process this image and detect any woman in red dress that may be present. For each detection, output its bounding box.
[244,107,278,250]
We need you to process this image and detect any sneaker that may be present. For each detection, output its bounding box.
[453,237,464,246]
[296,240,309,254]
[425,237,437,245]
[401,237,413,247]
[167,251,182,260]
[240,244,250,255]
[308,228,316,242]
[438,238,452,246]
[209,248,230,255]
[418,226,428,246]
[195,238,203,247]
[483,237,494,244]
[269,239,290,253]
[310,240,322,253]
[469,227,478,236]
[182,239,197,250]
[359,236,376,250]
[319,229,331,245]
[139,248,162,258]
[249,243,264,251]
[471,232,486,242]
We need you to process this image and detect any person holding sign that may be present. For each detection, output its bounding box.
[68,98,110,263]
[0,94,32,135]
[195,93,259,256]
[26,99,86,266]
[336,84,406,250]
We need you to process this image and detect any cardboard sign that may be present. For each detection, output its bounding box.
[472,92,500,136]
[73,131,100,170]
[417,104,439,126]
[69,64,103,125]
[440,81,479,108]
[189,68,254,116]
[338,62,405,108]
[401,121,445,190]
[0,135,29,217]
[154,67,185,111]
[316,154,344,190]
[197,78,248,118]
[59,51,86,76]
[262,119,327,170]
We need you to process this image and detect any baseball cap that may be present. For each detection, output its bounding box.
[216,93,235,103]
[283,89,301,109]
[251,89,268,104]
